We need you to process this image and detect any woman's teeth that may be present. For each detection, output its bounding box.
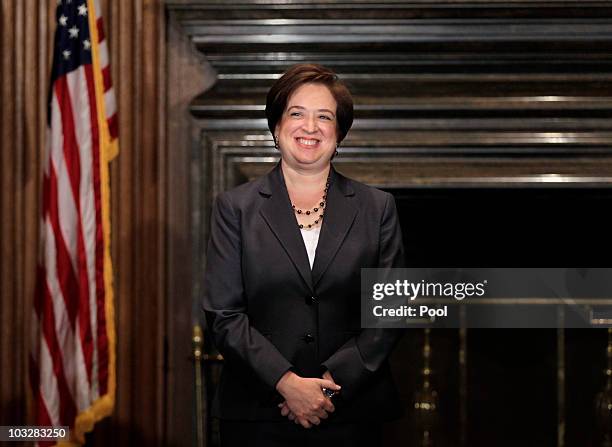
[297,138,319,146]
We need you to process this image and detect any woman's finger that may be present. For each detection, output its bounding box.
[318,379,341,391]
[308,416,321,426]
[322,399,335,413]
[299,418,312,429]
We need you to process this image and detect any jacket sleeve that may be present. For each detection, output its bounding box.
[202,192,293,390]
[321,192,405,400]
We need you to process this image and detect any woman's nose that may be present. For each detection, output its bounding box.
[302,113,317,133]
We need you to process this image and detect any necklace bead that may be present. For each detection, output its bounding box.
[292,173,331,229]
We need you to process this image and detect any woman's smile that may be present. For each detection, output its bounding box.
[295,137,321,148]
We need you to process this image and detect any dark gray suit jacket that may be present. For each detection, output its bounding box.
[202,162,405,421]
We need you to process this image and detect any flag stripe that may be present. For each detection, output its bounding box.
[43,213,91,412]
[29,356,55,435]
[35,331,61,447]
[31,290,60,430]
[67,66,99,389]
[46,164,80,327]
[31,302,60,429]
[54,78,82,210]
[101,66,112,91]
[34,273,78,426]
[84,63,104,398]
[104,88,116,118]
[97,18,105,42]
[98,39,109,70]
[49,92,79,277]
[54,76,95,384]
[93,0,102,18]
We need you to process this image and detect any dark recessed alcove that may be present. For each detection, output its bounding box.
[391,187,612,268]
[385,187,612,447]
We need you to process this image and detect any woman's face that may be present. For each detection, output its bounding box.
[275,82,338,171]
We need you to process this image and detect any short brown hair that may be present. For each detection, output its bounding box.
[265,64,354,144]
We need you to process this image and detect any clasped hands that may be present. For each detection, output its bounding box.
[275,370,341,429]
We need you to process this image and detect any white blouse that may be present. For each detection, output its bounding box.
[300,226,321,269]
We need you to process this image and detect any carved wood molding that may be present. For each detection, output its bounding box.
[172,0,612,300]
[199,132,612,192]
[166,0,612,174]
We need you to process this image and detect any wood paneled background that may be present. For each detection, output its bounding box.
[0,0,182,445]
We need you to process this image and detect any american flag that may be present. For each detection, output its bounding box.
[30,0,118,444]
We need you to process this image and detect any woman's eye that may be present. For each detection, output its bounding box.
[319,115,331,120]
[290,112,302,117]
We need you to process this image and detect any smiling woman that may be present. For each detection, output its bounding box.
[202,63,406,447]
[266,64,355,231]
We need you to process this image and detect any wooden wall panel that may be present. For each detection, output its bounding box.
[0,1,168,445]
[165,13,214,446]
[1,0,52,429]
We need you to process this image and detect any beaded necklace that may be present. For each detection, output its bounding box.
[291,174,330,229]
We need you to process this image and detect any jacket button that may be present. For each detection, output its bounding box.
[306,296,318,305]
[302,334,315,343]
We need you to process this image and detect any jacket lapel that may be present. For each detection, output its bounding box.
[259,163,314,292]
[258,163,358,292]
[311,168,358,288]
